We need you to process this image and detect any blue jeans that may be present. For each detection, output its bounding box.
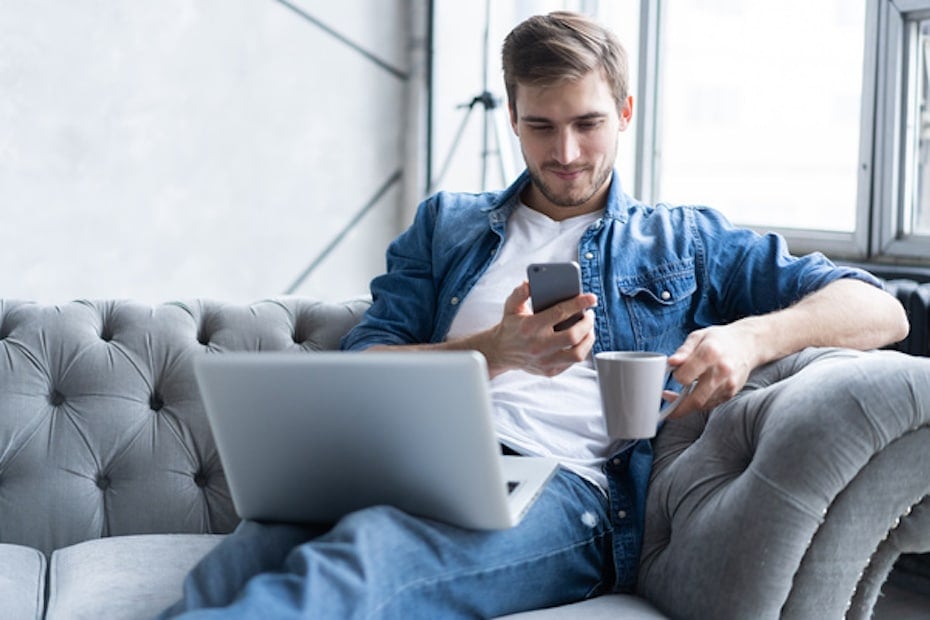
[159,468,616,619]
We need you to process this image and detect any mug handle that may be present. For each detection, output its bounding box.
[659,380,698,419]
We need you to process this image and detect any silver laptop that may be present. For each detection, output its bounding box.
[194,350,559,530]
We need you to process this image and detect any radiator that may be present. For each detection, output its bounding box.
[883,279,930,357]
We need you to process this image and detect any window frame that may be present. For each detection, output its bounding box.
[874,0,930,262]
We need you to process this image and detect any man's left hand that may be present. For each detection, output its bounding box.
[665,323,760,419]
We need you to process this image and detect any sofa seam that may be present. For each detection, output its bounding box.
[36,548,47,620]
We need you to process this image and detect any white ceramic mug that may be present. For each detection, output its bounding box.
[594,351,693,439]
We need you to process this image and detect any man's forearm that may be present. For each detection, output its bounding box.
[366,329,509,376]
[734,278,909,369]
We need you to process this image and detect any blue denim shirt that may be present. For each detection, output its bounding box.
[341,170,880,591]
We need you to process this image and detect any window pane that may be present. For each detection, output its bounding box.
[657,1,865,232]
[907,18,930,235]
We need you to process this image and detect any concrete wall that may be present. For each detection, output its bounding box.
[1,0,416,303]
[2,0,637,305]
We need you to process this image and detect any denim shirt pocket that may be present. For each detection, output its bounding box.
[616,261,697,352]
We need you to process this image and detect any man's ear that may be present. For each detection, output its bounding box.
[618,95,634,131]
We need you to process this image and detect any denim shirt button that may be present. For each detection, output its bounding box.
[584,251,595,260]
[617,510,627,519]
[660,290,671,301]
[450,297,460,306]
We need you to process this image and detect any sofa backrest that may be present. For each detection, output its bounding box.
[1,276,926,557]
[0,298,370,555]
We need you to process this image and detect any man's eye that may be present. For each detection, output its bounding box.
[578,121,602,131]
[528,124,553,132]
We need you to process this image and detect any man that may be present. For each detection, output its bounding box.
[161,11,908,619]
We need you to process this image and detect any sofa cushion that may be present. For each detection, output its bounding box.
[0,543,46,619]
[496,593,667,619]
[46,533,224,620]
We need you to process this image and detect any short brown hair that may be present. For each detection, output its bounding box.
[501,11,629,117]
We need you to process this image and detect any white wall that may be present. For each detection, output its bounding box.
[0,0,415,304]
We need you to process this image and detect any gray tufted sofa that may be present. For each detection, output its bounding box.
[1,296,929,619]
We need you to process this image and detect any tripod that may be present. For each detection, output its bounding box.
[428,0,515,194]
[430,89,514,193]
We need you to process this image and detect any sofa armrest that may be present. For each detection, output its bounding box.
[639,347,930,620]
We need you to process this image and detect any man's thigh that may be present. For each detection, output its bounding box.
[283,467,613,618]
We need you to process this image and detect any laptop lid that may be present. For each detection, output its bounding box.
[194,350,558,530]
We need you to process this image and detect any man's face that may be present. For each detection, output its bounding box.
[510,70,633,220]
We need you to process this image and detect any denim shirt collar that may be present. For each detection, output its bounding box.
[482,169,631,225]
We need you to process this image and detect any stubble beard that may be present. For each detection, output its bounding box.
[524,150,615,210]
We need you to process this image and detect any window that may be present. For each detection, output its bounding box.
[908,18,930,235]
[644,0,870,258]
[874,0,930,260]
[629,0,930,264]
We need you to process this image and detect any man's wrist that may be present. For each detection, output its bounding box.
[469,326,513,379]
[738,312,796,368]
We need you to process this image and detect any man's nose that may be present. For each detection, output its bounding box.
[553,129,581,165]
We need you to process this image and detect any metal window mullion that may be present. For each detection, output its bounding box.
[874,0,906,256]
[901,18,920,239]
[634,0,661,204]
[856,0,882,259]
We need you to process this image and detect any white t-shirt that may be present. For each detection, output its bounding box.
[446,204,616,490]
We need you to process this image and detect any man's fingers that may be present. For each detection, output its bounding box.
[504,281,532,315]
[668,330,703,375]
[539,294,597,330]
[535,328,595,376]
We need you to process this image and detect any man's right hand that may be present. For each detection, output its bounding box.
[481,282,597,378]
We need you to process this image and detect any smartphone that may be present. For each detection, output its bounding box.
[527,262,584,331]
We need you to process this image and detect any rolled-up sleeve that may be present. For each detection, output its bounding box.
[691,207,882,325]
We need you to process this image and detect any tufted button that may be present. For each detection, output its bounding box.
[48,390,65,407]
[96,475,110,490]
[149,393,165,412]
[193,471,208,487]
[197,327,211,346]
[99,322,114,342]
